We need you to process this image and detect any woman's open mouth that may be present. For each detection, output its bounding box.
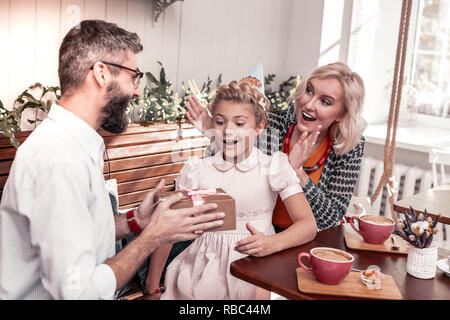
[302,111,317,122]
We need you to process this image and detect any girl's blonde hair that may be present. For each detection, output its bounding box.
[291,62,367,155]
[210,80,269,128]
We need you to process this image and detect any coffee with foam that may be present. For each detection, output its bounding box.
[312,248,352,262]
[360,215,393,225]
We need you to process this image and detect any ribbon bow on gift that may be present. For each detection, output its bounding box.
[180,188,217,206]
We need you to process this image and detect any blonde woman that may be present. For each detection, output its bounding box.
[186,62,367,232]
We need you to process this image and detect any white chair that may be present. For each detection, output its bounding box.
[428,148,450,250]
[429,148,450,186]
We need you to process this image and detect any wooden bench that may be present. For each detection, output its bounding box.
[0,122,208,206]
[0,122,209,300]
[99,122,209,210]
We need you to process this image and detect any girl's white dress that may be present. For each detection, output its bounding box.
[161,148,302,300]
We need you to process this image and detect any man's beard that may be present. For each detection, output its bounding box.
[101,81,133,134]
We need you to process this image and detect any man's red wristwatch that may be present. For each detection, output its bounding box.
[126,209,142,234]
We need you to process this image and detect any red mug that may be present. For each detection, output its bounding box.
[298,247,354,285]
[349,214,394,244]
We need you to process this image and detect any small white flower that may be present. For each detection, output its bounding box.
[411,220,430,235]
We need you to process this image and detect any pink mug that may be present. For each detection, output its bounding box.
[298,247,354,285]
[349,214,394,244]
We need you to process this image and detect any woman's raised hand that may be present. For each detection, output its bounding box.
[288,126,322,170]
[185,95,213,135]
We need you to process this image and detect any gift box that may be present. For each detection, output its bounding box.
[158,188,236,231]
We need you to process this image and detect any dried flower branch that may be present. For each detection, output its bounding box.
[394,206,441,248]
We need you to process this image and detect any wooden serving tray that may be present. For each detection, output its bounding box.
[344,231,409,255]
[296,268,403,300]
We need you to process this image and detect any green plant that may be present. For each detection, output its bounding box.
[181,74,222,116]
[129,61,185,124]
[264,74,300,112]
[129,62,223,124]
[0,99,20,148]
[0,83,60,148]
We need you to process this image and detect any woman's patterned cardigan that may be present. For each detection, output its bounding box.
[206,105,365,231]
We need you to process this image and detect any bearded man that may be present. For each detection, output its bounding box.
[0,20,224,300]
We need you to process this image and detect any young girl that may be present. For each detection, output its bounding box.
[145,80,317,300]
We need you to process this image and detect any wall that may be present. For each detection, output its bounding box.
[364,142,430,171]
[347,0,404,125]
[0,0,325,130]
[318,0,353,65]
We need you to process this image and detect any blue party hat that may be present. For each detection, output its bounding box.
[240,62,264,94]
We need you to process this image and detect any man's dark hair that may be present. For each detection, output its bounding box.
[58,19,143,95]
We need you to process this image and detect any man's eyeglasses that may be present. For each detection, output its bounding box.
[91,61,143,89]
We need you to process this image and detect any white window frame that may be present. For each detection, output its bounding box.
[345,0,450,130]
[404,0,450,129]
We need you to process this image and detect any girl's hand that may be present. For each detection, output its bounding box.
[185,95,213,135]
[234,223,276,257]
[288,126,322,170]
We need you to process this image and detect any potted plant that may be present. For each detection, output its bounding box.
[264,73,301,112]
[394,207,441,279]
[129,61,186,125]
[0,83,60,148]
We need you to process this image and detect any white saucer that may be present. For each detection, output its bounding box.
[436,259,450,277]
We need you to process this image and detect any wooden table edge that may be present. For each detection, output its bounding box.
[230,225,450,300]
[393,203,450,225]
[229,262,314,300]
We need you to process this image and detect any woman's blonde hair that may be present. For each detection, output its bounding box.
[210,80,269,128]
[291,62,367,155]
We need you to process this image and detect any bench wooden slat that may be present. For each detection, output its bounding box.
[0,160,13,175]
[108,163,184,183]
[0,176,7,190]
[119,184,174,206]
[105,137,209,160]
[0,123,193,141]
[116,174,177,194]
[103,128,203,148]
[0,137,28,148]
[98,122,195,137]
[0,148,18,161]
[103,148,205,173]
[119,202,141,210]
[0,131,35,148]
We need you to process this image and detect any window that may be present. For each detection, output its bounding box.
[408,0,450,119]
[347,0,450,130]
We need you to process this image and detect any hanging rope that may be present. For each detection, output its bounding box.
[369,0,413,223]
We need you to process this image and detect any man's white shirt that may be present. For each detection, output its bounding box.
[0,104,117,299]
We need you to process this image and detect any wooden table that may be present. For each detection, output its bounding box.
[230,224,450,300]
[393,184,450,225]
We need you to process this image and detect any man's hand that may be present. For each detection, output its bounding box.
[135,179,166,229]
[143,192,225,244]
[108,189,224,292]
